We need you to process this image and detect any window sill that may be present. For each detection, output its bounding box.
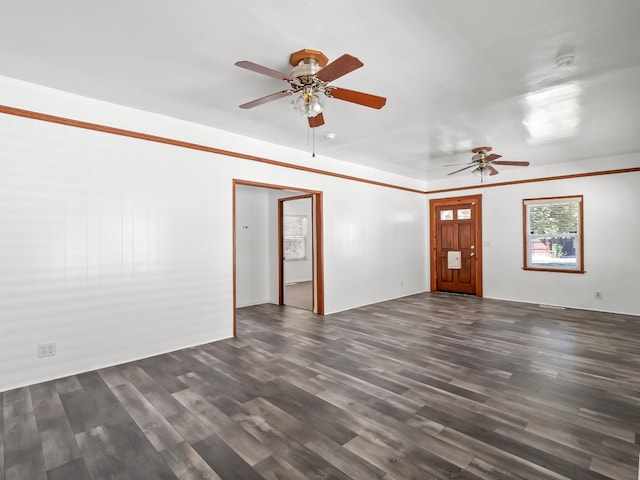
[523,267,585,274]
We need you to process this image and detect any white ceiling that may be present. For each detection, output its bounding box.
[1,1,639,181]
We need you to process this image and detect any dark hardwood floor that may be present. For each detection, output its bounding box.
[2,292,640,479]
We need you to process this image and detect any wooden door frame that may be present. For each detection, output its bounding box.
[233,179,324,336]
[278,194,315,309]
[429,194,483,296]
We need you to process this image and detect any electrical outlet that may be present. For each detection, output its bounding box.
[594,291,603,300]
[38,343,56,358]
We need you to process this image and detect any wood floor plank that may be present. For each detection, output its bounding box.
[310,362,425,415]
[30,382,82,471]
[417,403,611,479]
[317,384,476,472]
[53,376,82,395]
[1,292,639,480]
[231,395,355,480]
[97,367,129,389]
[524,420,638,468]
[258,378,359,446]
[75,425,132,480]
[4,463,47,480]
[137,355,192,394]
[233,411,354,480]
[58,387,103,435]
[190,433,265,480]
[438,425,573,480]
[305,435,389,480]
[45,457,92,480]
[100,420,177,479]
[3,388,33,418]
[465,456,531,480]
[143,388,212,444]
[160,441,222,480]
[253,454,310,480]
[172,388,272,466]
[111,383,183,452]
[3,388,47,480]
[241,397,313,443]
[75,372,133,428]
[343,434,454,480]
[590,455,637,480]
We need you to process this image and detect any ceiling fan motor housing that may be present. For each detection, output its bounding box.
[289,48,328,67]
[289,49,330,87]
[290,60,322,80]
[472,152,486,163]
[471,146,491,163]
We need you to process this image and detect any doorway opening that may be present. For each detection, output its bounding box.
[233,180,324,335]
[429,194,483,296]
[279,194,314,311]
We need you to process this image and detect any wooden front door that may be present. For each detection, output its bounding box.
[430,195,482,296]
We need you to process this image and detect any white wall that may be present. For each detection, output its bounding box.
[427,155,640,316]
[0,75,428,391]
[324,179,429,314]
[235,185,270,307]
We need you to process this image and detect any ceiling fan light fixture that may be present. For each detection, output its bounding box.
[294,89,323,117]
[473,166,490,183]
[473,166,489,176]
[309,96,323,114]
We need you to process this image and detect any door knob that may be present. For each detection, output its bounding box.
[470,252,475,257]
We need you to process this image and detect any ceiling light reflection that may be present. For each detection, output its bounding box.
[522,82,582,143]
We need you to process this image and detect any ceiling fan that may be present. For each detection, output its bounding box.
[446,146,530,182]
[235,48,386,128]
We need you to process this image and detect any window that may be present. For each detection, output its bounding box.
[440,209,454,220]
[283,215,308,260]
[523,195,584,273]
[457,208,471,220]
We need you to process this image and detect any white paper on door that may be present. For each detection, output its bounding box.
[447,251,461,269]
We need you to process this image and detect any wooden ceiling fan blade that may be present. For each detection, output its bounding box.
[239,90,291,109]
[315,54,363,82]
[308,113,325,128]
[493,160,530,166]
[235,61,293,81]
[326,87,386,109]
[484,154,502,162]
[442,162,471,167]
[448,164,475,175]
[487,165,499,176]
